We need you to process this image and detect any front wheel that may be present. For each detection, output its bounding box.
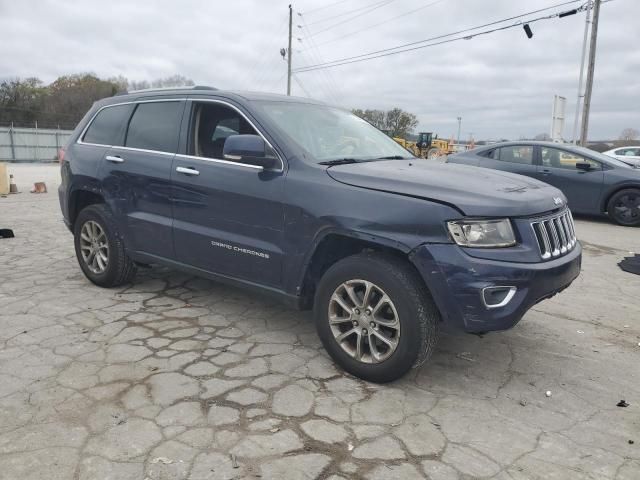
[607,189,640,226]
[313,252,440,383]
[427,148,440,159]
[74,204,137,287]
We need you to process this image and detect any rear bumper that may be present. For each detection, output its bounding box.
[410,242,582,332]
[58,183,72,232]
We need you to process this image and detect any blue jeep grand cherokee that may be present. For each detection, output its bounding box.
[59,86,581,382]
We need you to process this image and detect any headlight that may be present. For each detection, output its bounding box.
[447,218,516,248]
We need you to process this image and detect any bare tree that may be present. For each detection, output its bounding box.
[150,75,195,89]
[352,108,418,138]
[534,133,552,141]
[619,128,640,141]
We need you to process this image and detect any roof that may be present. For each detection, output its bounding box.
[476,141,600,152]
[106,85,327,106]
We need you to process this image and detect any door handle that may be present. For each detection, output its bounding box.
[540,169,551,175]
[105,155,124,163]
[176,166,200,176]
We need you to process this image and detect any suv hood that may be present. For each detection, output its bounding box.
[326,160,565,217]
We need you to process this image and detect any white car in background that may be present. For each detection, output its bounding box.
[602,146,640,167]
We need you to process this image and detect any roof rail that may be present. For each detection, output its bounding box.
[116,85,217,96]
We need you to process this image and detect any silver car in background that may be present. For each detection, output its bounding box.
[602,146,640,167]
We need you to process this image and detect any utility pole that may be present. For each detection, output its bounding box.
[287,4,293,96]
[456,117,462,145]
[572,1,592,144]
[579,0,601,146]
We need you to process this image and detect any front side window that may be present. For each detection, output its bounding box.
[190,103,258,159]
[541,147,600,170]
[82,104,131,146]
[255,102,413,163]
[125,101,183,153]
[496,146,533,165]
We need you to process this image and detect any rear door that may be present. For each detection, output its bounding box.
[532,145,604,213]
[171,99,286,287]
[476,144,538,177]
[101,99,185,259]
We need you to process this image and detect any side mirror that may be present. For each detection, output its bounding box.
[575,161,592,171]
[223,134,279,170]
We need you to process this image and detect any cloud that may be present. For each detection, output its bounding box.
[0,0,637,139]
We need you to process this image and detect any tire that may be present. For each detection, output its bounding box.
[313,252,440,383]
[73,204,137,287]
[607,188,640,226]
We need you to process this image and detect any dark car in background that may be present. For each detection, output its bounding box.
[447,141,640,226]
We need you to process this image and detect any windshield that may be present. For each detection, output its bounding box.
[255,101,414,163]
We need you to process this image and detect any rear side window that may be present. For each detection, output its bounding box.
[125,101,183,153]
[82,104,131,146]
[496,145,534,165]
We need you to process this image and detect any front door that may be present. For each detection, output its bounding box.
[532,145,604,213]
[171,100,286,287]
[101,100,185,259]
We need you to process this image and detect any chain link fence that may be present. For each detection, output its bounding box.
[0,124,73,163]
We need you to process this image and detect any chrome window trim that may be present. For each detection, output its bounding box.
[75,97,284,172]
[111,145,176,157]
[175,153,264,171]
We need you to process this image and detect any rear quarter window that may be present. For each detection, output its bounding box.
[82,104,132,146]
[478,149,496,159]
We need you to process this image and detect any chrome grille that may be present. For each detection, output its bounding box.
[531,209,577,260]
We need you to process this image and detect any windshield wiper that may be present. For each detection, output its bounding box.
[318,158,363,166]
[374,155,410,160]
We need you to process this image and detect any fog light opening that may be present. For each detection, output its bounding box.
[482,286,517,309]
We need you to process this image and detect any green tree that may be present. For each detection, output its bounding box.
[44,73,121,123]
[0,77,47,125]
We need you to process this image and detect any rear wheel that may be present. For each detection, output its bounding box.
[313,252,439,383]
[607,189,640,226]
[74,204,137,287]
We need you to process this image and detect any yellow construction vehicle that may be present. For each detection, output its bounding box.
[415,132,455,159]
[391,132,454,159]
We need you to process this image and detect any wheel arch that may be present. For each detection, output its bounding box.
[297,230,428,310]
[601,183,640,213]
[69,188,106,228]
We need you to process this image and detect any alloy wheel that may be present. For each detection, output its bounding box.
[79,220,109,274]
[614,192,640,222]
[328,279,400,364]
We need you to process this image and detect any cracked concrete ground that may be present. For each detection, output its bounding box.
[0,165,639,479]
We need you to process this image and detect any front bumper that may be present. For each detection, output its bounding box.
[410,242,582,332]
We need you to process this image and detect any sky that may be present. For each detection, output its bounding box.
[0,0,637,140]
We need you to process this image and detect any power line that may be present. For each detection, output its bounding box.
[302,0,352,16]
[292,74,313,97]
[297,17,343,102]
[294,0,586,73]
[305,0,398,37]
[245,13,290,90]
[297,0,585,70]
[304,0,393,26]
[310,0,449,49]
